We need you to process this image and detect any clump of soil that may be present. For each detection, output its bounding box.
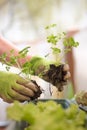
[31,80,42,100]
[30,64,68,99]
[42,64,67,91]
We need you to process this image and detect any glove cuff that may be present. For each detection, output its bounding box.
[29,56,50,75]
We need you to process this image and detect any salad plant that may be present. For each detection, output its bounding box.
[0,46,32,78]
[7,101,87,130]
[45,24,79,64]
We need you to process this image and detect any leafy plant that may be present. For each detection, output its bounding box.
[45,24,79,64]
[0,46,31,76]
[0,24,79,75]
[7,101,87,130]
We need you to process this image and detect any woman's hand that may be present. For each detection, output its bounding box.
[0,71,42,103]
[75,91,87,106]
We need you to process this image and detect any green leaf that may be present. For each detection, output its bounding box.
[63,37,79,47]
[51,47,61,54]
[19,46,30,58]
[10,56,18,64]
[7,101,24,121]
[47,34,58,45]
[0,53,7,63]
[45,24,57,29]
[22,62,32,74]
[7,101,86,130]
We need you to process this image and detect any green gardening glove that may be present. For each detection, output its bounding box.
[0,71,42,103]
[28,56,71,91]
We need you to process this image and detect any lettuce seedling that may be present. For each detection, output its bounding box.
[0,24,79,91]
[45,24,79,65]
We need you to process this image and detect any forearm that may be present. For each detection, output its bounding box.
[0,35,31,65]
[0,35,18,56]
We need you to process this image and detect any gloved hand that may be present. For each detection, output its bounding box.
[0,71,42,103]
[29,56,71,91]
[75,91,87,106]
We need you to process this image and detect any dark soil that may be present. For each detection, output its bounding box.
[31,80,42,100]
[30,64,68,100]
[42,64,67,91]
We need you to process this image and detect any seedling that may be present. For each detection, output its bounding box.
[45,24,79,65]
[0,24,79,91]
[0,46,31,75]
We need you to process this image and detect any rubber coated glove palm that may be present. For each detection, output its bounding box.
[0,71,42,103]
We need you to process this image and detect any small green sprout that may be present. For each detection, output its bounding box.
[0,46,31,77]
[47,34,58,45]
[45,24,79,63]
[19,46,30,58]
[0,24,79,80]
[51,47,61,54]
[45,24,57,29]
